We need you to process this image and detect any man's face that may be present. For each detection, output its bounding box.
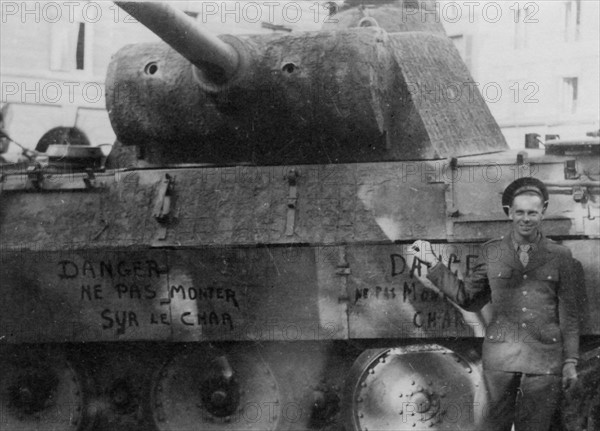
[509,193,545,241]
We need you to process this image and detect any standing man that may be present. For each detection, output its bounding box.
[412,177,579,431]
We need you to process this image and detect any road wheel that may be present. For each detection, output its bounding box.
[343,344,481,430]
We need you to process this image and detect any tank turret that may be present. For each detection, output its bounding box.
[107,0,507,165]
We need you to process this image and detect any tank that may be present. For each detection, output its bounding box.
[1,1,599,430]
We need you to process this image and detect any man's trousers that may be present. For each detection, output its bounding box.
[474,370,562,431]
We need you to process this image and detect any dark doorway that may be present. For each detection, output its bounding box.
[36,127,90,153]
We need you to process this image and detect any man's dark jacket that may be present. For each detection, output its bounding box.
[427,233,579,375]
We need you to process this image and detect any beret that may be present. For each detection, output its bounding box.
[502,177,549,215]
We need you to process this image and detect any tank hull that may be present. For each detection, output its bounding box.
[1,152,599,430]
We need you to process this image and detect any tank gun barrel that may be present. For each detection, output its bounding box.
[114,1,240,85]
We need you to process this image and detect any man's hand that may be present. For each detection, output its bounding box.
[410,240,439,267]
[562,362,578,391]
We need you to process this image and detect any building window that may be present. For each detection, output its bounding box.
[514,6,528,49]
[561,77,578,114]
[50,21,90,72]
[76,23,86,70]
[564,0,581,42]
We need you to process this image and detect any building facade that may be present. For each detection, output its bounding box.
[441,0,600,146]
